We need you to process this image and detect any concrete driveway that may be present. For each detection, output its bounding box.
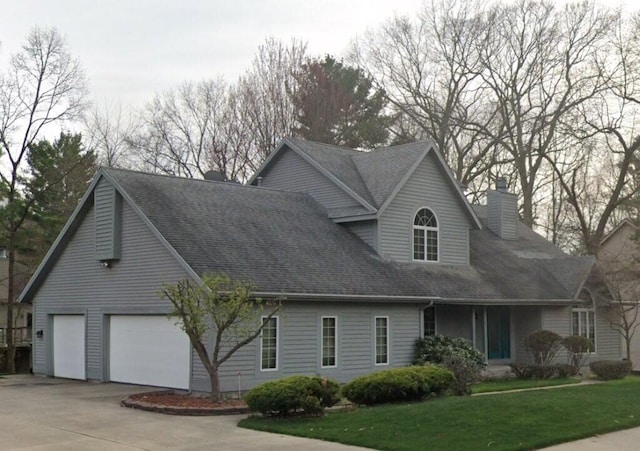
[0,374,366,451]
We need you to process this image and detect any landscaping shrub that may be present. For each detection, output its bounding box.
[414,335,486,395]
[443,354,482,395]
[244,375,340,416]
[341,365,455,405]
[524,330,562,365]
[556,363,579,378]
[562,335,593,372]
[414,335,486,368]
[589,360,632,380]
[509,363,559,379]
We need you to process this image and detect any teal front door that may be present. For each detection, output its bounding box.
[487,306,510,360]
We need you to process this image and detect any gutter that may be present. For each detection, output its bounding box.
[252,292,575,306]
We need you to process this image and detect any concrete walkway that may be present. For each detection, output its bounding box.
[540,427,640,450]
[0,374,367,451]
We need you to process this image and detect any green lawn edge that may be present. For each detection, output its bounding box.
[239,377,640,451]
[472,377,580,394]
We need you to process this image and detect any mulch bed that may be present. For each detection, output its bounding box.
[121,391,250,416]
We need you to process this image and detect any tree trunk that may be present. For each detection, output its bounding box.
[5,245,16,373]
[209,366,221,402]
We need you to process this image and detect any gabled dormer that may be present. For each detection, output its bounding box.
[250,138,481,265]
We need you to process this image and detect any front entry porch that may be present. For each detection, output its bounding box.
[428,304,544,364]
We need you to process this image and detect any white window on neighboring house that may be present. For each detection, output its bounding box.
[413,208,439,262]
[375,316,389,365]
[260,316,278,370]
[572,307,596,352]
[321,316,337,368]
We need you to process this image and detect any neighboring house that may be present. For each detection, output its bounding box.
[598,219,640,368]
[18,138,622,391]
[0,253,32,347]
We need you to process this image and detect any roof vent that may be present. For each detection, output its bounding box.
[204,170,225,182]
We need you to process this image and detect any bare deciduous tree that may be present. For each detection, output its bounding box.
[237,37,307,163]
[84,102,137,168]
[0,27,87,372]
[130,79,256,181]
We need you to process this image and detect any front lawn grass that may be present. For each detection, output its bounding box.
[240,377,640,451]
[472,377,580,394]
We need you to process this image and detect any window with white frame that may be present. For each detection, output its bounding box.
[424,307,436,337]
[261,316,278,370]
[413,208,438,261]
[375,316,389,365]
[572,308,596,352]
[321,316,337,368]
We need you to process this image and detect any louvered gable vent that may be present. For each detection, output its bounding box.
[94,177,122,261]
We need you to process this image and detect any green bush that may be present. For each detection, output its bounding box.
[414,335,485,395]
[341,365,455,405]
[524,330,563,365]
[589,360,632,380]
[414,335,486,368]
[244,375,340,416]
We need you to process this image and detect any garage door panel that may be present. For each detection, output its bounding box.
[109,316,190,389]
[53,315,85,380]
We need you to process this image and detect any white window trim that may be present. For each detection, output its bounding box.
[572,307,597,353]
[412,207,439,263]
[374,316,390,366]
[321,316,338,369]
[260,315,279,371]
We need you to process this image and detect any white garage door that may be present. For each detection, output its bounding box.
[53,315,86,380]
[109,315,190,389]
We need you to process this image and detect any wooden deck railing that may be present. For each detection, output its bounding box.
[0,327,31,346]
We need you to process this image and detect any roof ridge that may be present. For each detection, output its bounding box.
[102,167,315,199]
[286,137,366,154]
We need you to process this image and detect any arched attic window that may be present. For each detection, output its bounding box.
[413,208,439,262]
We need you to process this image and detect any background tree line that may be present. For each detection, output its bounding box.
[4,0,640,370]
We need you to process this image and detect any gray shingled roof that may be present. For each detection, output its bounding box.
[285,138,428,209]
[101,168,590,302]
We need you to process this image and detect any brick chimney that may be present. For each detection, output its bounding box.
[486,178,518,240]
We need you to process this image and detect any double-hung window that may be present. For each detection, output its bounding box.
[375,316,389,365]
[321,316,337,368]
[424,307,436,337]
[261,316,278,370]
[572,308,596,352]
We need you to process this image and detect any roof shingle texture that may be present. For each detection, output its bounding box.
[106,168,591,302]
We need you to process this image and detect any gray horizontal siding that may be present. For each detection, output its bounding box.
[379,152,471,265]
[512,306,542,363]
[32,199,191,380]
[343,220,377,250]
[594,307,623,361]
[260,147,361,211]
[195,301,423,393]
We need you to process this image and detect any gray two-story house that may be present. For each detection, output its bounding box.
[18,138,622,391]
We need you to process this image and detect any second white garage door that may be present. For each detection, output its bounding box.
[109,315,190,389]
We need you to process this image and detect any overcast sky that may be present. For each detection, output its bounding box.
[3,0,423,110]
